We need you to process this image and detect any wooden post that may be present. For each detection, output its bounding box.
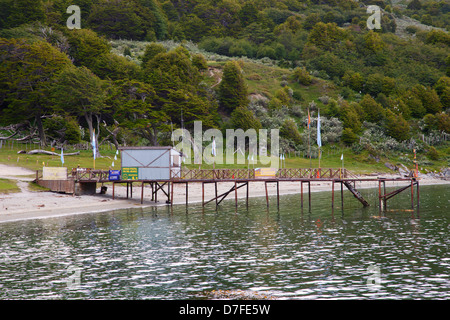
[170,181,174,205]
[202,182,205,207]
[265,181,269,208]
[308,181,311,211]
[234,181,238,208]
[151,183,154,201]
[331,180,335,209]
[126,182,128,199]
[340,181,344,210]
[246,181,249,208]
[215,182,218,208]
[411,179,414,209]
[416,181,420,209]
[378,180,382,211]
[383,180,387,209]
[186,182,189,206]
[141,181,144,204]
[130,182,133,198]
[276,180,279,209]
[300,181,303,209]
[155,182,158,203]
[113,182,115,200]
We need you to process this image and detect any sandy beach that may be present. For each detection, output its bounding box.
[1,164,449,224]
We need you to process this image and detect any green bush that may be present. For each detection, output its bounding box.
[293,67,312,85]
[427,146,439,160]
[342,128,358,146]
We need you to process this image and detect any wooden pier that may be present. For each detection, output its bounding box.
[35,168,420,211]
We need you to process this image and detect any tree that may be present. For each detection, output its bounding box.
[342,71,364,92]
[218,61,248,113]
[384,109,410,141]
[239,1,258,27]
[137,0,169,40]
[364,30,385,53]
[280,119,302,145]
[141,42,167,65]
[339,102,362,133]
[66,29,110,69]
[5,0,46,28]
[411,85,443,114]
[110,79,170,146]
[307,22,348,49]
[0,38,71,145]
[359,94,385,124]
[87,0,156,40]
[231,106,261,131]
[51,66,108,157]
[407,0,422,10]
[341,128,358,145]
[143,46,217,130]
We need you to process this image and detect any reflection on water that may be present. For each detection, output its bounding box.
[0,184,448,299]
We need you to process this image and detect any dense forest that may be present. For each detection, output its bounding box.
[0,0,449,168]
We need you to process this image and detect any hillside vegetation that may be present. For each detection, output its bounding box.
[0,0,449,174]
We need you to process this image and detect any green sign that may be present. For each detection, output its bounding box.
[122,167,138,180]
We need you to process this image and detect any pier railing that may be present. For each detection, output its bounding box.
[173,168,356,180]
[71,168,109,182]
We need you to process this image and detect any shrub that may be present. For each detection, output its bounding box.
[293,67,312,85]
[280,118,302,145]
[342,128,358,145]
[427,146,439,160]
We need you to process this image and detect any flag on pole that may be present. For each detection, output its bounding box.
[317,111,322,148]
[91,130,96,160]
[60,147,64,165]
[307,109,311,129]
[211,137,216,156]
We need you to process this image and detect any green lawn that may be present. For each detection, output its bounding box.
[0,178,20,194]
[0,145,119,173]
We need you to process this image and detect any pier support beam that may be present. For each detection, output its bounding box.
[331,180,335,209]
[308,181,311,212]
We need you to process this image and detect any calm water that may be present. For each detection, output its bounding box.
[0,184,448,300]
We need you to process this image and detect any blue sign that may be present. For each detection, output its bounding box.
[109,170,121,181]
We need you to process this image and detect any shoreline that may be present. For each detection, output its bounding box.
[1,164,449,224]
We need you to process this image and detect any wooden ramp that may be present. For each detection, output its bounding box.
[342,181,370,207]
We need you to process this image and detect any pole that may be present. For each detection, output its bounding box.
[215,182,218,208]
[234,181,238,208]
[246,182,249,209]
[411,180,414,210]
[265,181,269,208]
[186,182,188,206]
[276,180,280,210]
[331,181,335,209]
[300,181,303,209]
[378,180,382,211]
[308,181,311,212]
